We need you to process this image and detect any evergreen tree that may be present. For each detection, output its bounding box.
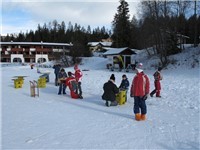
[112,0,131,48]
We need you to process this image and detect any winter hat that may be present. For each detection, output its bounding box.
[110,74,115,81]
[68,71,72,76]
[74,64,78,70]
[60,68,65,72]
[122,74,127,78]
[136,62,143,73]
[137,63,143,69]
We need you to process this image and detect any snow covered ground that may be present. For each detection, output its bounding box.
[1,47,200,149]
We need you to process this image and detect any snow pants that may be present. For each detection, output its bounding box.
[133,96,147,115]
[58,83,66,94]
[70,90,80,99]
[55,73,59,86]
[76,82,82,96]
[150,80,161,97]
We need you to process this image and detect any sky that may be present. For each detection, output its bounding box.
[1,0,140,36]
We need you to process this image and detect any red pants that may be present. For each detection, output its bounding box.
[155,81,161,97]
[150,81,161,97]
[70,90,79,99]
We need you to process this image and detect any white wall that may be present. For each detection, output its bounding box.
[11,54,24,63]
[35,54,49,63]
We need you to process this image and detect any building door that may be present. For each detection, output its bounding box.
[13,58,22,63]
[125,56,131,68]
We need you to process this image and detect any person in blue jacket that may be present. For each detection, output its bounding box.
[53,64,61,86]
[58,68,68,95]
[119,74,129,102]
[119,74,129,90]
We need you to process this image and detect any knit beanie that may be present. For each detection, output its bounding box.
[110,74,115,81]
[122,74,127,78]
[68,71,72,76]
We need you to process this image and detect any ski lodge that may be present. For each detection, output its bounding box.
[0,41,72,63]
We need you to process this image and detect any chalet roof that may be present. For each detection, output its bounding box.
[88,42,112,47]
[103,47,137,55]
[0,42,73,47]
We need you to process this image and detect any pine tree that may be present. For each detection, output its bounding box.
[112,0,131,48]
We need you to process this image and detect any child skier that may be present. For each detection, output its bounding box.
[74,64,83,99]
[119,74,129,102]
[150,67,163,98]
[66,72,82,99]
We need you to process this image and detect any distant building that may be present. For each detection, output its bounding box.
[103,47,137,69]
[176,34,190,49]
[101,37,113,42]
[0,41,72,63]
[88,41,112,53]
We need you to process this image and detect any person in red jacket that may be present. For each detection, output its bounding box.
[74,64,83,99]
[130,67,150,121]
[150,67,163,98]
[66,72,81,99]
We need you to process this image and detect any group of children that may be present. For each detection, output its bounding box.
[53,62,163,121]
[102,63,163,121]
[53,64,83,99]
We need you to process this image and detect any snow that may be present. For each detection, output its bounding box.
[1,46,200,149]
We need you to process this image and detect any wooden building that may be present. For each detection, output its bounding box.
[103,47,137,69]
[0,41,72,63]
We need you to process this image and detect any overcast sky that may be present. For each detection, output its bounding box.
[1,0,140,36]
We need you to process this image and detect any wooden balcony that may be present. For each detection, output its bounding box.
[1,54,11,58]
[36,48,52,52]
[23,54,35,58]
[11,48,23,52]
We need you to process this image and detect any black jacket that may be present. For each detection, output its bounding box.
[102,80,119,102]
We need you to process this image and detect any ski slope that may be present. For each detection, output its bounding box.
[1,47,199,149]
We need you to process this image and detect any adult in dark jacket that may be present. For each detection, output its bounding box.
[58,68,68,95]
[102,74,119,107]
[53,64,61,86]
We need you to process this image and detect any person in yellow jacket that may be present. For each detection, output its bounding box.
[117,55,124,71]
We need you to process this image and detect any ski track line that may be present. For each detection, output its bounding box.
[25,132,48,143]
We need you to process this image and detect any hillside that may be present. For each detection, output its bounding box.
[134,44,199,70]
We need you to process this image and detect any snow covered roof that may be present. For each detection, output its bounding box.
[103,47,137,55]
[0,42,73,47]
[88,42,112,47]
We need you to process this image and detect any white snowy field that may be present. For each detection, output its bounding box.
[1,48,200,149]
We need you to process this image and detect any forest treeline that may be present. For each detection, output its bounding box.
[1,0,200,66]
